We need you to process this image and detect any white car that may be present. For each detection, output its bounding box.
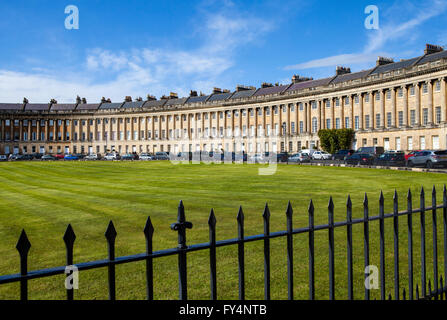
[104,153,120,160]
[139,153,154,161]
[312,151,332,160]
[85,153,100,160]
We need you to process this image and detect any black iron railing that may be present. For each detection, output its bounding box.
[1,186,447,300]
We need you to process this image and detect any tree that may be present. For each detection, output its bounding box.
[318,129,355,154]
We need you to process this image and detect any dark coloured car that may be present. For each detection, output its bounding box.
[374,152,406,167]
[276,152,290,163]
[333,149,355,160]
[355,146,385,157]
[346,153,375,165]
[41,155,57,161]
[20,154,34,161]
[121,153,137,160]
[154,152,170,160]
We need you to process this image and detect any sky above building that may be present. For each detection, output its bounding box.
[0,0,446,103]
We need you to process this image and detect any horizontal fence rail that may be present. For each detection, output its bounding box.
[1,185,447,300]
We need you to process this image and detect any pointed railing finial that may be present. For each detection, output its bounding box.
[63,224,76,248]
[263,203,270,220]
[208,209,217,228]
[143,217,154,240]
[16,229,31,257]
[105,220,117,244]
[237,206,244,223]
[285,201,293,218]
[379,190,385,205]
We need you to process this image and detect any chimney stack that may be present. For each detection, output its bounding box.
[76,95,82,104]
[213,87,222,94]
[23,97,29,104]
[81,97,87,104]
[124,96,132,102]
[424,43,444,55]
[335,66,351,76]
[50,98,57,105]
[376,56,394,66]
[236,85,255,92]
[261,82,273,88]
[146,94,156,101]
[190,90,198,97]
[169,92,178,99]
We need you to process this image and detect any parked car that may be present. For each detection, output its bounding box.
[104,153,121,160]
[64,154,79,161]
[249,154,265,163]
[374,152,406,167]
[288,152,311,163]
[54,153,65,160]
[154,152,170,160]
[407,150,447,168]
[405,150,422,162]
[85,153,101,160]
[139,153,154,161]
[121,153,138,160]
[41,154,57,161]
[312,151,332,160]
[31,153,43,160]
[0,155,8,161]
[276,152,290,163]
[21,154,34,161]
[345,153,375,165]
[355,146,385,158]
[333,149,355,160]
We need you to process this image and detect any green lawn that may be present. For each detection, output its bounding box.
[0,161,445,300]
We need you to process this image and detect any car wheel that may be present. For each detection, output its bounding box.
[407,161,413,168]
[426,161,433,169]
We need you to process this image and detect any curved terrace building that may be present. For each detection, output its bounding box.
[1,43,447,156]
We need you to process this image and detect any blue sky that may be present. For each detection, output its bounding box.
[0,0,446,103]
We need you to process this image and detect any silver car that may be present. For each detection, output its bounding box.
[288,152,311,163]
[407,150,447,168]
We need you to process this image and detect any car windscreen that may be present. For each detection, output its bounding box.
[434,150,447,155]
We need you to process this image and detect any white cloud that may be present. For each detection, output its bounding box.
[0,5,276,103]
[284,0,447,71]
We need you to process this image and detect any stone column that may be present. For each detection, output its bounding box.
[370,91,374,129]
[427,80,434,125]
[359,93,364,130]
[380,89,385,128]
[402,85,408,127]
[45,120,49,141]
[415,83,421,126]
[441,77,447,124]
[349,95,354,129]
[391,87,396,127]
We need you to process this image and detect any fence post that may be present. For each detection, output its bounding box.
[420,187,426,297]
[16,229,31,301]
[363,193,370,300]
[286,201,294,300]
[407,189,414,300]
[346,195,353,300]
[237,206,245,300]
[208,209,217,300]
[308,200,315,300]
[379,191,386,300]
[328,197,335,300]
[63,224,76,300]
[170,200,193,300]
[143,217,154,300]
[105,220,117,300]
[263,204,271,300]
[393,190,400,300]
[432,186,438,299]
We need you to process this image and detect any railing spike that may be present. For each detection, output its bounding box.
[105,220,117,243]
[63,224,76,247]
[263,203,270,220]
[208,209,217,228]
[16,229,31,256]
[143,217,154,239]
